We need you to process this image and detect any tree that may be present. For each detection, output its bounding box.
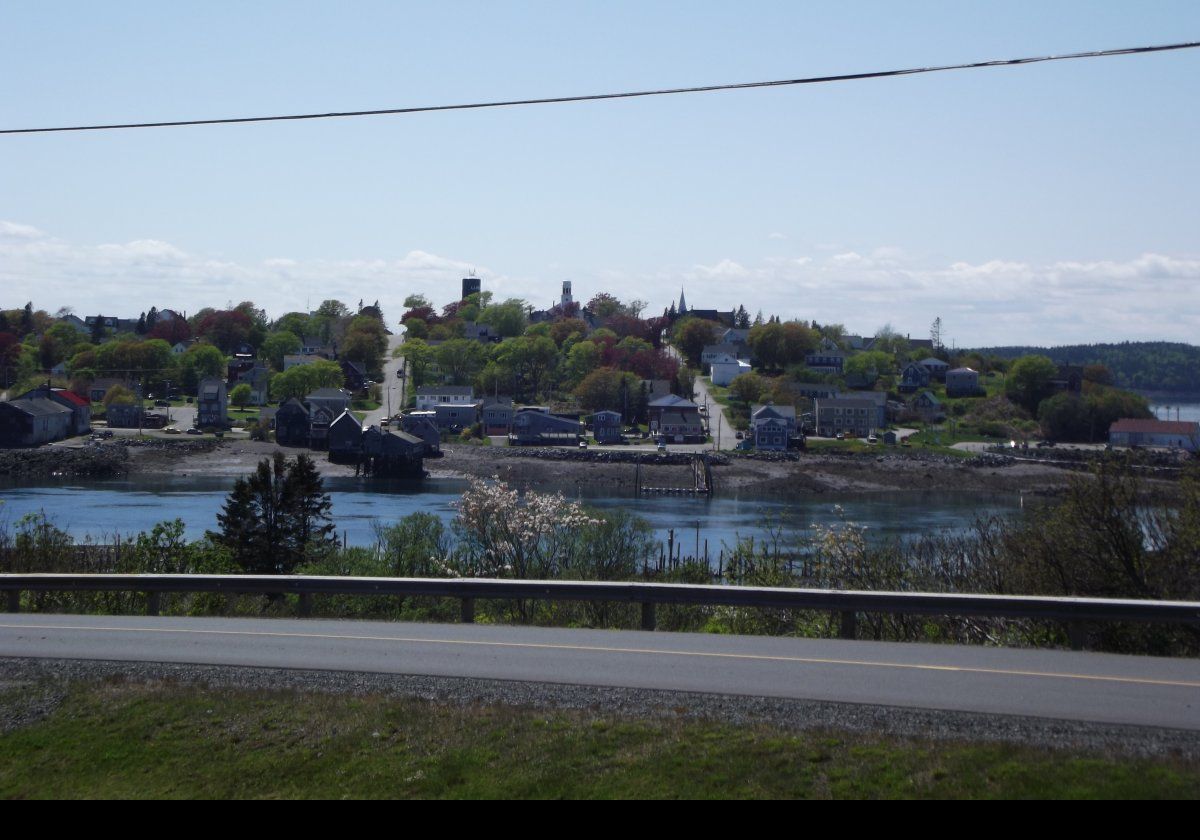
[672,318,719,366]
[269,360,344,401]
[1006,355,1059,414]
[230,383,252,411]
[212,454,336,575]
[396,338,433,388]
[261,331,301,371]
[103,383,136,407]
[574,368,638,412]
[728,372,768,404]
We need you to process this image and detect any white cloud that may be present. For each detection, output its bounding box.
[1,220,1196,345]
[767,232,787,240]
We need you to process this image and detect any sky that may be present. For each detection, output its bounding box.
[2,2,1198,347]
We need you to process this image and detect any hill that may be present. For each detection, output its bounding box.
[974,342,1200,394]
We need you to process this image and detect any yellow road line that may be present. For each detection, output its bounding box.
[3,622,1199,689]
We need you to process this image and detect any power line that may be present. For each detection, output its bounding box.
[3,41,1197,136]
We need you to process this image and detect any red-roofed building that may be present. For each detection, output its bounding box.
[18,386,92,436]
[1109,419,1200,452]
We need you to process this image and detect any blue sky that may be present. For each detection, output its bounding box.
[2,2,1198,346]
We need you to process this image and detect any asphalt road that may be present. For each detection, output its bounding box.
[2,615,1198,730]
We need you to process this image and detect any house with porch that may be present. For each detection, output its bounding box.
[749,403,797,451]
[592,409,624,444]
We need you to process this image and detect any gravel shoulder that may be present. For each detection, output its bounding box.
[3,657,1197,759]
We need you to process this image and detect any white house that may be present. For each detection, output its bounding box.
[415,385,475,411]
[710,355,752,387]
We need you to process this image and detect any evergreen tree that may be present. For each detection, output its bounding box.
[212,453,336,575]
[136,313,147,334]
[21,302,34,334]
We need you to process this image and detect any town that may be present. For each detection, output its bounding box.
[1,279,1196,465]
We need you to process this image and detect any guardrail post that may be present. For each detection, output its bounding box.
[298,593,313,618]
[4,590,18,613]
[1067,622,1086,651]
[641,602,656,631]
[460,597,475,624]
[146,592,161,617]
[838,610,857,640]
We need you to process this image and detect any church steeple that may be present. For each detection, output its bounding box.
[678,288,687,314]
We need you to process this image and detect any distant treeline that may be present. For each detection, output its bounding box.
[975,342,1200,394]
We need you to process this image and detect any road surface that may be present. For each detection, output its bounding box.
[2,615,1198,731]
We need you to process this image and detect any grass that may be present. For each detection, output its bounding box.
[1,681,1197,799]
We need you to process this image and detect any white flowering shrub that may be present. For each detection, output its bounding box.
[453,477,604,580]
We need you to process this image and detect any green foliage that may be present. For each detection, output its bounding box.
[980,342,1200,393]
[270,360,344,401]
[574,367,639,412]
[212,454,336,575]
[261,330,300,371]
[672,318,720,366]
[102,383,136,407]
[229,383,252,410]
[728,371,768,404]
[476,298,529,337]
[1005,355,1058,413]
[177,343,227,391]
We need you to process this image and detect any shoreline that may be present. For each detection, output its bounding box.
[4,437,1182,498]
[112,439,1085,497]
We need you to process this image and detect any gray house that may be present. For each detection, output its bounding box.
[197,378,228,428]
[274,398,310,446]
[918,357,950,382]
[481,397,514,436]
[592,409,624,444]
[648,394,703,442]
[510,410,581,446]
[328,410,363,462]
[945,367,982,398]
[399,412,441,454]
[749,403,797,451]
[814,396,886,438]
[909,391,944,423]
[305,388,351,449]
[899,362,932,393]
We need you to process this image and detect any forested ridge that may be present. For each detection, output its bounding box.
[976,342,1200,394]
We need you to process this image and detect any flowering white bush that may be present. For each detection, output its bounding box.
[453,477,604,579]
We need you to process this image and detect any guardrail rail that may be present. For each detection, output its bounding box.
[3,573,1200,648]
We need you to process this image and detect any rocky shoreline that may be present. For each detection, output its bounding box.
[2,438,1173,498]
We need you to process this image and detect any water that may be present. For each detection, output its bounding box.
[0,475,1023,554]
[1141,395,1200,424]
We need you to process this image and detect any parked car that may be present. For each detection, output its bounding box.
[186,428,203,435]
[154,399,169,407]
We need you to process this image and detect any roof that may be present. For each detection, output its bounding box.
[751,404,796,421]
[919,357,949,367]
[658,410,702,426]
[330,410,362,429]
[307,388,350,400]
[947,367,977,375]
[55,390,90,407]
[818,396,888,409]
[648,394,698,409]
[1109,419,1198,436]
[2,397,73,418]
[416,385,473,396]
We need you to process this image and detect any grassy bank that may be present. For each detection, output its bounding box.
[2,680,1197,799]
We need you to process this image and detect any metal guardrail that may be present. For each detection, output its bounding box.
[3,574,1199,647]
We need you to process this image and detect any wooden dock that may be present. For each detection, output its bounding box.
[635,454,713,497]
